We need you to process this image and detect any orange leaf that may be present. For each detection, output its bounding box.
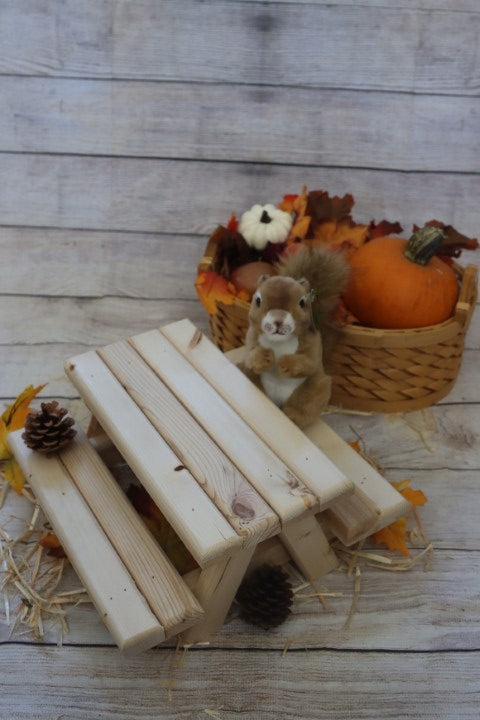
[289,215,311,242]
[4,457,25,494]
[2,384,46,432]
[39,532,68,558]
[226,213,239,232]
[195,271,242,315]
[391,480,427,507]
[374,518,410,557]
[311,219,369,252]
[348,439,361,453]
[278,194,299,213]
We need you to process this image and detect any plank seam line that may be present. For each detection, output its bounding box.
[1,640,479,654]
[0,150,479,176]
[0,293,200,302]
[0,73,477,99]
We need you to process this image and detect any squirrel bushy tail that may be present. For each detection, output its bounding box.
[277,246,350,364]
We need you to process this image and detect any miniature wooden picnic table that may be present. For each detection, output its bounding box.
[9,319,408,653]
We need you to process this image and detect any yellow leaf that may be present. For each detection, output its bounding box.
[374,518,410,557]
[4,457,25,494]
[2,384,46,432]
[0,418,9,460]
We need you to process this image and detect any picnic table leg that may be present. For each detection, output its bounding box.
[180,545,256,645]
[279,512,338,581]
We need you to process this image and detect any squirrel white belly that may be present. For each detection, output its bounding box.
[259,334,305,407]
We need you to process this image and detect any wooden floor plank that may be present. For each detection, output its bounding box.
[0,227,204,298]
[1,1,479,95]
[0,154,480,238]
[1,489,479,652]
[1,644,479,720]
[2,78,479,171]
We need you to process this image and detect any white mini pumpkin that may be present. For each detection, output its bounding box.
[239,203,293,251]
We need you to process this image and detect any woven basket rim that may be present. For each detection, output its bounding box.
[200,229,478,341]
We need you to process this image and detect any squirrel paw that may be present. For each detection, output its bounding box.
[277,354,307,378]
[246,346,274,373]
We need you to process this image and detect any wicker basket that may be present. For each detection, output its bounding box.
[198,234,478,413]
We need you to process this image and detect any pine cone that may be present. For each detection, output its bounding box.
[22,401,76,454]
[235,564,293,629]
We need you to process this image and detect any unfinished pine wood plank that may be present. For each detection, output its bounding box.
[2,77,479,172]
[279,514,338,581]
[59,427,204,638]
[99,340,279,545]
[181,546,256,646]
[306,421,410,544]
[2,2,479,96]
[130,329,319,523]
[7,430,165,654]
[160,321,353,509]
[1,154,480,239]
[65,350,241,567]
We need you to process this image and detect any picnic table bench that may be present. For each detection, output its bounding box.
[8,319,408,653]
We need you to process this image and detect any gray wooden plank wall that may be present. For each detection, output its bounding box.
[1,0,478,400]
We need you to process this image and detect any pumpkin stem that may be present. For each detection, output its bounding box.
[404,226,446,266]
[260,209,272,224]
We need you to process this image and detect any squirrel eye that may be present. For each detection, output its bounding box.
[254,293,261,307]
[299,297,306,308]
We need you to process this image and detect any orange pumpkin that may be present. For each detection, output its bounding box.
[344,227,459,329]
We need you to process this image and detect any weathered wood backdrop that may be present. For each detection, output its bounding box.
[1,2,479,719]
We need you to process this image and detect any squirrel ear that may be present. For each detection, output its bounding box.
[298,277,310,291]
[256,274,271,288]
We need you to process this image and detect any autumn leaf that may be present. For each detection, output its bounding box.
[289,215,312,242]
[1,384,46,494]
[195,271,249,314]
[310,218,369,252]
[4,457,25,494]
[368,219,403,240]
[39,532,68,558]
[1,384,45,432]
[210,225,258,275]
[0,418,8,461]
[347,439,361,453]
[306,190,355,227]
[391,479,427,508]
[278,194,299,214]
[374,518,410,557]
[127,484,198,575]
[373,480,428,556]
[226,213,239,232]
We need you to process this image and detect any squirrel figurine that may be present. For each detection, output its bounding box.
[240,246,349,428]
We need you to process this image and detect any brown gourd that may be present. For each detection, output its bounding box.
[344,227,459,329]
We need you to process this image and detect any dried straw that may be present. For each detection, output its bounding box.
[0,473,90,642]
